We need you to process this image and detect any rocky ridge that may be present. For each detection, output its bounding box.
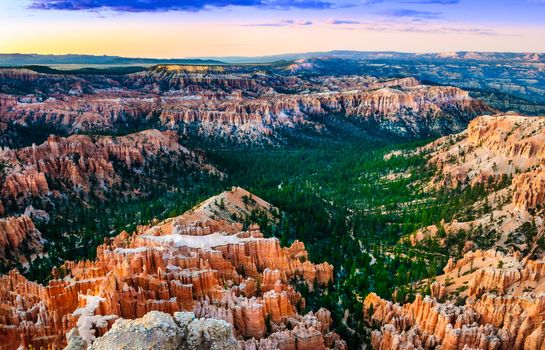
[0,68,493,144]
[0,129,220,215]
[0,215,44,266]
[0,187,343,350]
[367,114,545,350]
[364,249,545,350]
[408,114,545,254]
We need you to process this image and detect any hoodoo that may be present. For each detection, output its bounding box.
[0,187,342,350]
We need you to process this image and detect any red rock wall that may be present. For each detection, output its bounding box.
[0,215,43,265]
[0,197,337,349]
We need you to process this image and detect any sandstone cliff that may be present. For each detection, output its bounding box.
[364,249,545,350]
[411,114,545,254]
[0,215,43,266]
[0,67,493,144]
[0,188,341,350]
[0,129,220,214]
[371,115,545,350]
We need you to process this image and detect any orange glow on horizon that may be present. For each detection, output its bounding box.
[1,17,544,58]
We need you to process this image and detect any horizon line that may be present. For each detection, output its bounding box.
[1,49,544,61]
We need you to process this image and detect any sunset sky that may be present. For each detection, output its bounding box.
[1,0,544,58]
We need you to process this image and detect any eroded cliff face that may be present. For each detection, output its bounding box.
[0,188,342,350]
[367,115,545,350]
[0,67,493,144]
[0,129,220,214]
[0,215,43,266]
[428,115,545,190]
[364,249,545,350]
[409,114,545,254]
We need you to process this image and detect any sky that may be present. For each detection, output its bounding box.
[0,0,544,58]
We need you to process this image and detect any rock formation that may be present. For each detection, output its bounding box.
[0,129,220,214]
[0,215,43,266]
[428,114,545,190]
[0,188,342,350]
[87,311,239,350]
[414,114,545,253]
[364,249,545,350]
[0,67,493,144]
[369,114,545,350]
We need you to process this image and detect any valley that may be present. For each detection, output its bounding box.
[1,59,545,350]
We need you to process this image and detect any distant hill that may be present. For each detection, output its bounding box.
[200,50,544,64]
[2,51,543,67]
[0,53,225,67]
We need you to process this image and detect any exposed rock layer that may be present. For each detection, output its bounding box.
[0,188,341,350]
[0,68,493,144]
[0,215,43,265]
[414,114,545,253]
[0,129,219,214]
[364,249,545,350]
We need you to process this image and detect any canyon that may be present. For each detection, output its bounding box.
[0,187,343,350]
[0,128,220,266]
[0,67,492,145]
[2,63,544,350]
[0,128,219,214]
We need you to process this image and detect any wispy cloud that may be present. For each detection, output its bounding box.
[324,17,502,37]
[360,22,500,36]
[362,0,459,4]
[405,0,458,3]
[379,8,441,18]
[326,19,361,24]
[29,0,335,12]
[242,19,313,26]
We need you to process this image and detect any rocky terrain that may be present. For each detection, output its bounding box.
[406,114,545,256]
[0,128,221,268]
[0,187,344,350]
[0,215,44,266]
[3,62,543,350]
[363,114,545,350]
[0,128,219,214]
[364,249,545,350]
[0,67,493,145]
[284,53,545,108]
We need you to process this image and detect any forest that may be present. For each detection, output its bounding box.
[207,136,500,347]
[3,129,502,349]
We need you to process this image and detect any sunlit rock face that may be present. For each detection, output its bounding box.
[364,249,545,350]
[0,67,493,144]
[367,115,545,350]
[0,128,220,215]
[0,187,341,350]
[428,114,545,190]
[0,215,43,266]
[408,114,545,253]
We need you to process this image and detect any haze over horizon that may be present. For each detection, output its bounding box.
[1,0,544,57]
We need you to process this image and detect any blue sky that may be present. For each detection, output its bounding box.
[0,0,543,57]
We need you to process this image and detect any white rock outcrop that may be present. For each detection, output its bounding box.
[88,311,239,350]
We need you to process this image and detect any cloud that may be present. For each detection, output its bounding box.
[398,25,499,35]
[326,19,361,24]
[379,8,441,18]
[242,19,313,26]
[362,0,458,4]
[29,0,335,12]
[405,0,458,3]
[350,20,501,36]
